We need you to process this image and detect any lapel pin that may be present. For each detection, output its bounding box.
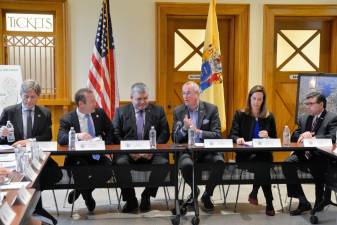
[96,114,99,118]
[38,114,41,118]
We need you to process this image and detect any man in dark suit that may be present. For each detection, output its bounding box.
[0,80,52,146]
[172,81,224,211]
[113,82,170,213]
[57,88,114,212]
[0,79,61,224]
[283,92,337,215]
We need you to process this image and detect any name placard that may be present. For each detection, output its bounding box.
[37,141,57,151]
[204,139,233,148]
[120,140,150,150]
[0,202,15,225]
[303,138,332,147]
[252,138,281,148]
[16,186,31,205]
[75,141,105,151]
[24,165,37,181]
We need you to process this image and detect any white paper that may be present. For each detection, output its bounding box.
[303,138,333,147]
[0,145,14,151]
[194,143,204,147]
[37,141,57,151]
[0,154,15,162]
[243,141,253,146]
[252,138,282,148]
[0,202,15,225]
[121,140,150,150]
[24,165,37,182]
[75,140,105,151]
[204,139,233,148]
[16,186,31,205]
[0,161,16,170]
[0,182,30,190]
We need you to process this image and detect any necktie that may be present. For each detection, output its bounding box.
[85,114,100,161]
[311,116,318,132]
[306,116,319,159]
[136,110,144,140]
[86,114,96,137]
[26,110,32,139]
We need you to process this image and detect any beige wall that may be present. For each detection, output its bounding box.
[68,0,336,101]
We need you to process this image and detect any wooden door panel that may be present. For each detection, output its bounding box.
[272,18,332,161]
[166,17,232,132]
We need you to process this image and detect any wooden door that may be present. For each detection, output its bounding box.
[165,16,233,132]
[272,18,334,160]
[274,19,332,135]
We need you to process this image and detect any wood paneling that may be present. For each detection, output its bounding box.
[263,5,337,161]
[156,3,249,135]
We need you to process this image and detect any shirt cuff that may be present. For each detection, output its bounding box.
[198,130,203,139]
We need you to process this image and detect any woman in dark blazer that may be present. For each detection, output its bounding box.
[229,85,276,216]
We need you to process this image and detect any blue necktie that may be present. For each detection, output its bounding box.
[86,114,100,161]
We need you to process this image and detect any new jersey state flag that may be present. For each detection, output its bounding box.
[200,0,226,132]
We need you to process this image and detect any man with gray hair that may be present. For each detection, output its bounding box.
[113,82,170,213]
[0,79,52,146]
[172,81,224,211]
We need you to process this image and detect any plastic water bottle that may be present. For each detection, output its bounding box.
[30,138,38,161]
[188,125,195,148]
[6,121,15,143]
[283,125,291,146]
[68,127,76,150]
[149,126,157,149]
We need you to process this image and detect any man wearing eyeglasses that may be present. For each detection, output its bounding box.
[283,91,337,216]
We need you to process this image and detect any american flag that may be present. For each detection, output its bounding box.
[87,0,119,120]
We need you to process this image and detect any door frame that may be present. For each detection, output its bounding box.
[263,4,337,110]
[156,3,249,129]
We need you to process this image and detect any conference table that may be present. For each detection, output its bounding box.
[0,152,51,225]
[2,143,337,225]
[43,143,337,225]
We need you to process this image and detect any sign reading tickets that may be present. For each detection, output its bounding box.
[6,13,53,32]
[121,140,151,150]
[252,138,282,148]
[303,138,332,147]
[204,139,233,148]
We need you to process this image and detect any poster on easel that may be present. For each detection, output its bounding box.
[0,65,23,115]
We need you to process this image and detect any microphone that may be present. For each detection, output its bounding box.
[173,121,182,144]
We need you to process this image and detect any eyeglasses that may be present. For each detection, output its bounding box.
[304,101,318,106]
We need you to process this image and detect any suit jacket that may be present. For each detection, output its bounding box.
[57,108,114,145]
[228,110,277,142]
[0,104,52,144]
[291,109,337,144]
[113,103,170,144]
[172,101,221,143]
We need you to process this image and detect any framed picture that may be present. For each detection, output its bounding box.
[296,73,337,122]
